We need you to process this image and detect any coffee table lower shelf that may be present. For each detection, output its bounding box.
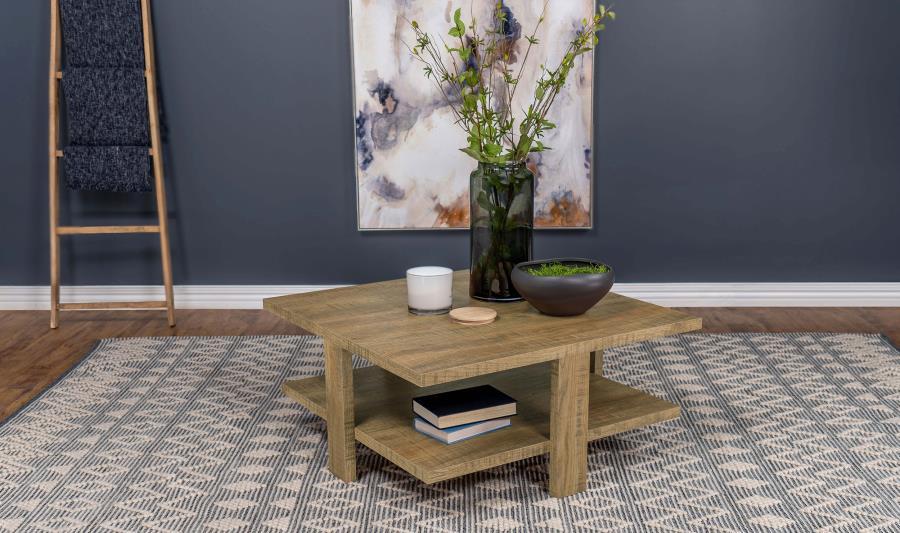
[283,363,679,484]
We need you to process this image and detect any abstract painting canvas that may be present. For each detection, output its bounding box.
[352,0,594,230]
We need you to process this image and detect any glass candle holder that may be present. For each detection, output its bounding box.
[406,266,453,315]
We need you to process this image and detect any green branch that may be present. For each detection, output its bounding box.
[408,2,615,164]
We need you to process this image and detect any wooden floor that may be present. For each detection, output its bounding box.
[0,308,897,422]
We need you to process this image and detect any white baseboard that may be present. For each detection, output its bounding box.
[613,283,900,307]
[0,285,347,310]
[1,283,899,310]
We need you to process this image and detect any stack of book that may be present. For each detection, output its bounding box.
[412,385,516,444]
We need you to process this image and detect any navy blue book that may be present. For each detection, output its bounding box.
[412,385,516,429]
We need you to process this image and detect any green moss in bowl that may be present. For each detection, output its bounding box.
[526,262,610,277]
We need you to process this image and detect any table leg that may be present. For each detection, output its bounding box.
[324,338,356,482]
[590,349,603,375]
[549,349,590,497]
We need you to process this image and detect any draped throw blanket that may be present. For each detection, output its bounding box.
[59,0,153,193]
[59,0,145,68]
[63,146,152,193]
[62,68,149,146]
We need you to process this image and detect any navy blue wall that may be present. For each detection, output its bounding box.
[2,1,899,285]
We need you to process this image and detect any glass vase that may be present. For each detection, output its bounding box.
[469,161,534,301]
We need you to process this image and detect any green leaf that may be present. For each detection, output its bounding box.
[485,172,505,188]
[449,26,463,38]
[460,147,484,161]
[453,8,466,35]
[465,69,479,87]
[516,136,533,156]
[484,143,502,156]
[476,191,493,211]
[463,93,477,110]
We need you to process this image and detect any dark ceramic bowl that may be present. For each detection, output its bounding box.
[511,258,615,316]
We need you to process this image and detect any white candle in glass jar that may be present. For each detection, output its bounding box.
[406,266,453,315]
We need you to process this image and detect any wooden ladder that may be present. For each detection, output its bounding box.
[48,0,175,329]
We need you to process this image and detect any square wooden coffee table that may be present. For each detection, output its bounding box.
[264,271,701,497]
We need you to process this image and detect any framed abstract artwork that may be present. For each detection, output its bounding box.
[352,0,594,230]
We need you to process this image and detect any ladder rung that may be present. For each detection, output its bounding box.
[59,301,168,310]
[56,149,154,157]
[57,225,161,235]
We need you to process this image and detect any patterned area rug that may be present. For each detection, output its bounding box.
[1,334,899,532]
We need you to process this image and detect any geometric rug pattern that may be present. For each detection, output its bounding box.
[1,333,899,532]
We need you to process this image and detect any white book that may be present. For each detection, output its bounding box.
[413,416,511,444]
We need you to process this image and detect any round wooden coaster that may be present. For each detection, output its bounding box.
[449,307,497,325]
[452,317,496,325]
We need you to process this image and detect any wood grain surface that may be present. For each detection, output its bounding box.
[549,349,590,497]
[266,271,703,386]
[449,307,497,325]
[324,339,357,482]
[283,362,679,484]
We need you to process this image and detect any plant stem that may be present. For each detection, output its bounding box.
[507,0,549,109]
[407,3,614,164]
